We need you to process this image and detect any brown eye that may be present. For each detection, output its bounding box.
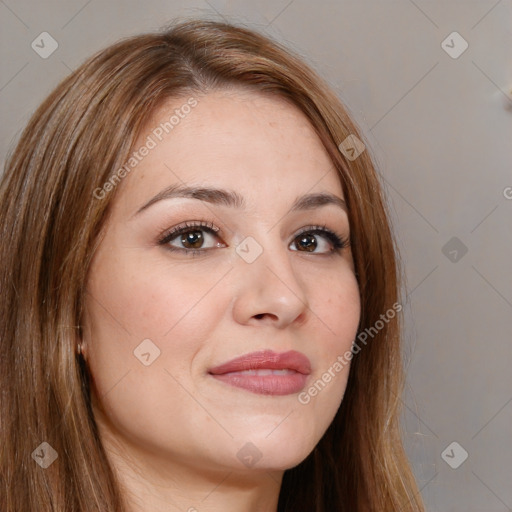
[158,222,348,257]
[295,233,318,252]
[158,221,225,256]
[179,230,205,249]
[290,227,349,254]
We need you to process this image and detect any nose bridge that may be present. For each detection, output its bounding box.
[230,230,309,325]
[239,228,302,287]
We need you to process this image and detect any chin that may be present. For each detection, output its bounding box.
[227,432,318,473]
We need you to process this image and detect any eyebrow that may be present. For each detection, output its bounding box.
[133,184,348,217]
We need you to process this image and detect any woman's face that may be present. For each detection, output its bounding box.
[83,89,361,476]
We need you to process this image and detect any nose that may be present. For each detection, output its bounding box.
[230,239,309,329]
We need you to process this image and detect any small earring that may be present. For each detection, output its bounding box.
[77,342,83,356]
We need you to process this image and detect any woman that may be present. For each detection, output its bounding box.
[0,19,425,511]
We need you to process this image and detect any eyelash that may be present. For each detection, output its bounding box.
[157,220,350,257]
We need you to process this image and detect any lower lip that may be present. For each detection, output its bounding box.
[210,372,308,395]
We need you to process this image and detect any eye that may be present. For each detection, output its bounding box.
[290,225,349,254]
[157,221,349,257]
[158,220,225,256]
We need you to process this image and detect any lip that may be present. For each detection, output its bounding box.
[208,349,311,396]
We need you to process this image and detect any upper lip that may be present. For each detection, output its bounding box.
[208,349,312,375]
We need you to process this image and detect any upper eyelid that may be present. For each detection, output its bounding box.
[162,222,339,237]
[158,221,347,247]
[158,221,219,243]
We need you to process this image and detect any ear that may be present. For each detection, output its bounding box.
[76,323,88,361]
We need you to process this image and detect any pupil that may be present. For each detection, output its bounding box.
[299,234,316,252]
[182,230,203,249]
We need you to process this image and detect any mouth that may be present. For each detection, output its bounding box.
[208,349,311,396]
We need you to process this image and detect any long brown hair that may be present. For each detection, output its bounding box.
[0,19,424,511]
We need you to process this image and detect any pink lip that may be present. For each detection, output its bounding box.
[208,350,311,396]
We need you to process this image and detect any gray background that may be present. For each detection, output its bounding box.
[1,1,511,510]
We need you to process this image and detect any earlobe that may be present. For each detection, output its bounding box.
[76,325,87,360]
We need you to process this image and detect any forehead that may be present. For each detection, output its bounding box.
[114,89,343,216]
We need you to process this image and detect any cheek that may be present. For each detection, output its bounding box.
[87,247,230,336]
[84,251,231,391]
[296,268,360,413]
[308,266,361,350]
